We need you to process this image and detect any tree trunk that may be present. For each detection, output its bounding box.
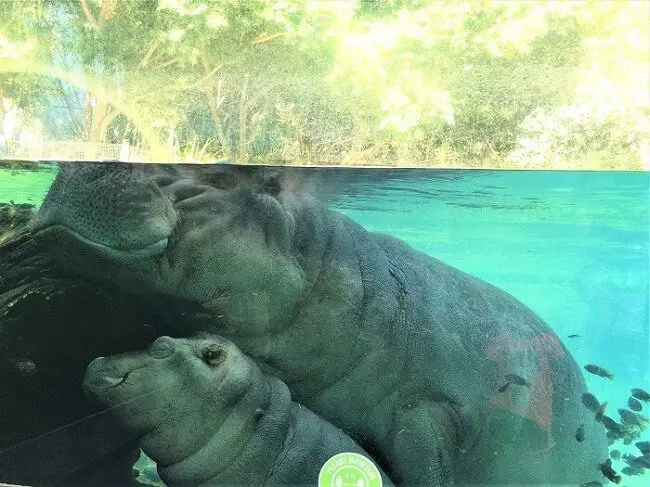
[237,75,249,163]
[205,79,233,160]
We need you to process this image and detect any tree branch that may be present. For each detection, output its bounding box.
[151,58,179,70]
[98,109,120,142]
[139,37,162,69]
[198,55,232,158]
[204,79,232,159]
[181,64,221,91]
[80,0,99,29]
[252,32,285,45]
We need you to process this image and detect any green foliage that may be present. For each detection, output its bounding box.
[0,0,647,168]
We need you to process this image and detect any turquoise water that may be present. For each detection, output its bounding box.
[1,164,648,484]
[0,165,58,206]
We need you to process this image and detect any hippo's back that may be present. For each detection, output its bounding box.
[373,232,608,484]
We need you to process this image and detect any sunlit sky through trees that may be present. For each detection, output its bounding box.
[0,0,648,168]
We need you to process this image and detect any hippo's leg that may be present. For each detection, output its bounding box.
[387,400,459,486]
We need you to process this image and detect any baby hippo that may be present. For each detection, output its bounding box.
[84,334,391,487]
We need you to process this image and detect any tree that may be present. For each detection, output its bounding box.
[0,0,647,168]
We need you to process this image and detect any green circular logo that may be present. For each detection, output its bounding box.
[318,452,383,487]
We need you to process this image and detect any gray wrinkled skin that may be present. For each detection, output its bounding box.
[84,334,391,486]
[34,163,607,485]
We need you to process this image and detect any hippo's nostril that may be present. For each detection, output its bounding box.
[86,356,108,371]
[149,336,176,359]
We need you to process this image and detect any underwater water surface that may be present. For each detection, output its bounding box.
[0,163,648,486]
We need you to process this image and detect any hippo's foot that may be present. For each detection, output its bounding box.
[386,399,458,486]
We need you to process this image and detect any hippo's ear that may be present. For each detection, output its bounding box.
[256,167,322,198]
[186,165,242,191]
[257,170,284,196]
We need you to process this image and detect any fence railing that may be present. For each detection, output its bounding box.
[1,140,150,162]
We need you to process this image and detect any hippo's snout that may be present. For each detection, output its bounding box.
[84,357,125,391]
[33,163,177,263]
[83,351,157,393]
[84,338,179,395]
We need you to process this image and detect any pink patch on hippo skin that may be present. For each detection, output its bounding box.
[486,333,567,435]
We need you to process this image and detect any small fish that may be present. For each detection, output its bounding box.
[631,388,650,402]
[628,397,643,412]
[623,455,650,475]
[610,449,621,460]
[584,364,615,380]
[498,382,510,393]
[598,458,621,484]
[623,453,650,469]
[575,424,586,442]
[621,466,640,476]
[636,440,649,455]
[601,416,625,436]
[568,334,580,338]
[582,393,601,412]
[595,401,608,422]
[504,374,530,386]
[618,409,648,429]
[580,482,603,487]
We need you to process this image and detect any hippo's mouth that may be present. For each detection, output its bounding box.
[100,372,128,388]
[33,224,169,260]
[87,367,135,391]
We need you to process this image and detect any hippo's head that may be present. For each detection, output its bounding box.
[32,163,327,336]
[83,334,265,466]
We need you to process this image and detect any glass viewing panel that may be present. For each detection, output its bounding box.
[0,161,647,486]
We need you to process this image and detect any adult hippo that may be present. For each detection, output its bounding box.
[32,162,607,485]
[84,333,392,486]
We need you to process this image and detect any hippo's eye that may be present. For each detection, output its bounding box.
[202,345,225,366]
